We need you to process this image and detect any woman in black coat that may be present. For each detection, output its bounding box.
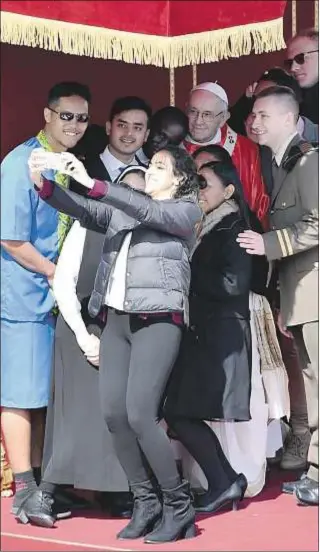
[165,160,252,513]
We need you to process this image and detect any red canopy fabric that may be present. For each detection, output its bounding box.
[1,0,287,67]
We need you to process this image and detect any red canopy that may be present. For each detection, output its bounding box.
[1,0,287,67]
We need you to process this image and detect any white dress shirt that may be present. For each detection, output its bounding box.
[104,232,132,310]
[100,146,139,182]
[274,132,299,167]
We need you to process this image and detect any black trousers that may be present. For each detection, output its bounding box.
[99,311,182,489]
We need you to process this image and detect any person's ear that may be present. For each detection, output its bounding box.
[105,121,111,136]
[44,107,52,124]
[144,129,150,143]
[218,110,230,128]
[224,183,235,199]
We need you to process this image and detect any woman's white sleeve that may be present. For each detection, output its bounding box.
[52,221,89,347]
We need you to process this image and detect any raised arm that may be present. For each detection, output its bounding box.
[37,178,112,233]
[88,180,202,239]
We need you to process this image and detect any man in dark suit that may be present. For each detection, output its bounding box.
[237,86,319,506]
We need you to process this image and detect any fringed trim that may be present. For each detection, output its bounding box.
[1,11,286,68]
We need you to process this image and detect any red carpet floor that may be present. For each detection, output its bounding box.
[1,471,318,552]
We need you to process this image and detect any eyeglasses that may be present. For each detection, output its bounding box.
[186,108,224,123]
[284,50,319,69]
[48,107,90,123]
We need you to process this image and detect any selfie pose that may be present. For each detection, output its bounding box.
[29,145,202,543]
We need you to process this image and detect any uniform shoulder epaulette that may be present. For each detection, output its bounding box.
[283,141,318,172]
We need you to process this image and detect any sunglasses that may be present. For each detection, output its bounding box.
[48,107,90,123]
[284,50,319,69]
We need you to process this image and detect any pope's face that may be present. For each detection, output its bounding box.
[186,90,228,143]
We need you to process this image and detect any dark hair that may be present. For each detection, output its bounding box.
[199,161,250,226]
[193,144,232,164]
[257,67,302,103]
[109,96,152,127]
[69,124,107,158]
[151,106,189,137]
[157,145,201,199]
[48,82,91,106]
[255,85,300,122]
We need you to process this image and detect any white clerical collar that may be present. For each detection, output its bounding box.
[273,132,299,167]
[185,128,222,145]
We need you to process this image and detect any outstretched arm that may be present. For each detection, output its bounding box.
[35,177,112,233]
[88,180,202,239]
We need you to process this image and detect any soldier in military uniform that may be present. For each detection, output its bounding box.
[237,86,319,506]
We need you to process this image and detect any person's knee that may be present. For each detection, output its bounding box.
[104,410,129,433]
[100,397,128,433]
[127,404,154,437]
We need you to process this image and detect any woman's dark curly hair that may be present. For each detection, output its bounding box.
[156,145,202,199]
[199,160,251,227]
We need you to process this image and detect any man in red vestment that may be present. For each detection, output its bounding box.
[184,82,269,226]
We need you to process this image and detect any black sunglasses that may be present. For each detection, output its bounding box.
[48,107,90,123]
[284,50,319,69]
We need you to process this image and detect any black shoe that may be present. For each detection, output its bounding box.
[12,489,56,528]
[107,492,133,519]
[144,480,195,544]
[282,472,308,495]
[117,480,162,540]
[53,496,72,520]
[295,478,319,506]
[194,473,248,514]
[54,488,91,510]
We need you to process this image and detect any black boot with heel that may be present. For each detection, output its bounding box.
[194,473,248,514]
[117,480,162,539]
[144,480,196,544]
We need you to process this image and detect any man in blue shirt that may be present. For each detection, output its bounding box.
[1,81,90,527]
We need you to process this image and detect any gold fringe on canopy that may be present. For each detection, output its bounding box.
[1,11,286,68]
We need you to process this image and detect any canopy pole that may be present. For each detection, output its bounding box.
[192,65,197,87]
[169,67,175,106]
[315,1,319,30]
[291,0,297,36]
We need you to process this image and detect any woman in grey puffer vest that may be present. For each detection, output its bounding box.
[32,145,202,543]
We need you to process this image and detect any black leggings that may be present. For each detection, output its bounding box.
[165,415,238,495]
[99,311,182,489]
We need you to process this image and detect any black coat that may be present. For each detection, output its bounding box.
[164,212,252,422]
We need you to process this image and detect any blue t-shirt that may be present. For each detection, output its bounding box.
[1,137,60,322]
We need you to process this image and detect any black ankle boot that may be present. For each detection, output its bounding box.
[12,489,56,528]
[195,473,248,514]
[117,480,162,539]
[144,480,195,544]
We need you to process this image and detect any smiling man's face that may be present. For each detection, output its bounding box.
[106,109,149,159]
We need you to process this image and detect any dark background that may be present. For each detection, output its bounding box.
[0,0,316,159]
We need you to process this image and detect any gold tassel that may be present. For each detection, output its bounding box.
[192,65,197,88]
[0,12,286,68]
[291,0,297,36]
[169,68,175,106]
